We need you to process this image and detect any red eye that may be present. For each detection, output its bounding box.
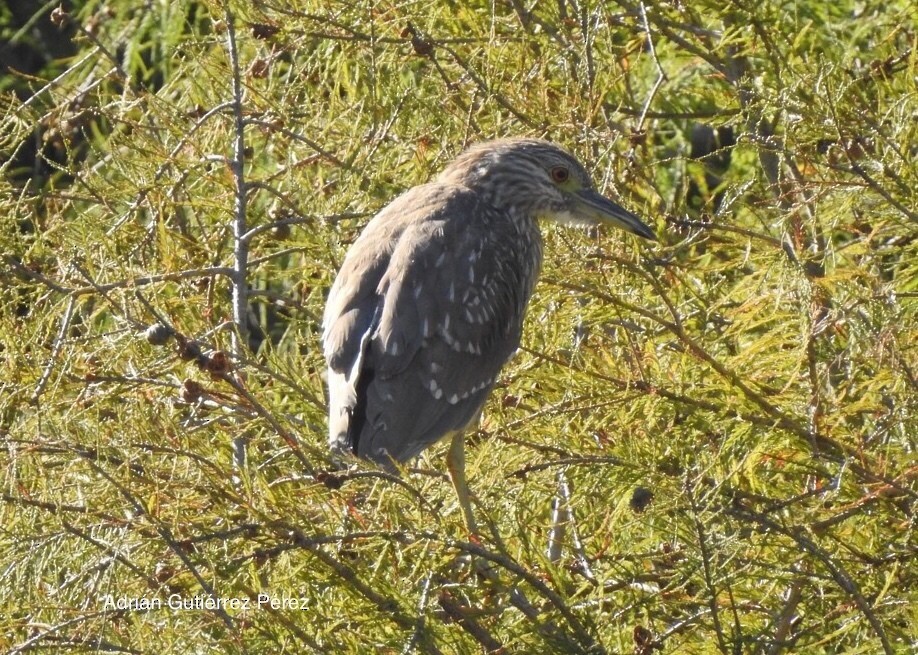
[550,166,569,183]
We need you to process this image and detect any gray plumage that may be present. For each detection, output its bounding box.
[323,138,655,473]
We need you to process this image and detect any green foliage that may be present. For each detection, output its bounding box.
[1,0,915,653]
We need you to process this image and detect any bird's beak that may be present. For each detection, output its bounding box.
[574,189,657,241]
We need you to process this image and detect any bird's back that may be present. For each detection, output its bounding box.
[323,181,542,466]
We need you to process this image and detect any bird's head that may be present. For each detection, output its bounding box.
[438,138,656,241]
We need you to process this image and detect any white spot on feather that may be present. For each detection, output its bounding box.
[428,377,444,400]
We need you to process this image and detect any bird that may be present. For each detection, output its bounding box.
[322,138,656,533]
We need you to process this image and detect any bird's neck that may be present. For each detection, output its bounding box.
[509,206,544,303]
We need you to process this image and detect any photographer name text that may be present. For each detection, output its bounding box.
[101,593,309,611]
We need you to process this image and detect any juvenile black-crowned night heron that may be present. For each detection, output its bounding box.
[323,138,655,532]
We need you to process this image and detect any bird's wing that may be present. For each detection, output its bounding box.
[323,184,534,465]
[322,198,408,374]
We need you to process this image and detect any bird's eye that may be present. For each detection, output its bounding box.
[550,166,569,183]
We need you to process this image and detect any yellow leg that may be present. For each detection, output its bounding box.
[446,431,479,537]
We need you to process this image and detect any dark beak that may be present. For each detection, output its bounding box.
[575,189,657,241]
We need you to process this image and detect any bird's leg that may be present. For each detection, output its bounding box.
[446,430,480,537]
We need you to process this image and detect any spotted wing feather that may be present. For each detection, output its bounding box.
[323,183,540,466]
